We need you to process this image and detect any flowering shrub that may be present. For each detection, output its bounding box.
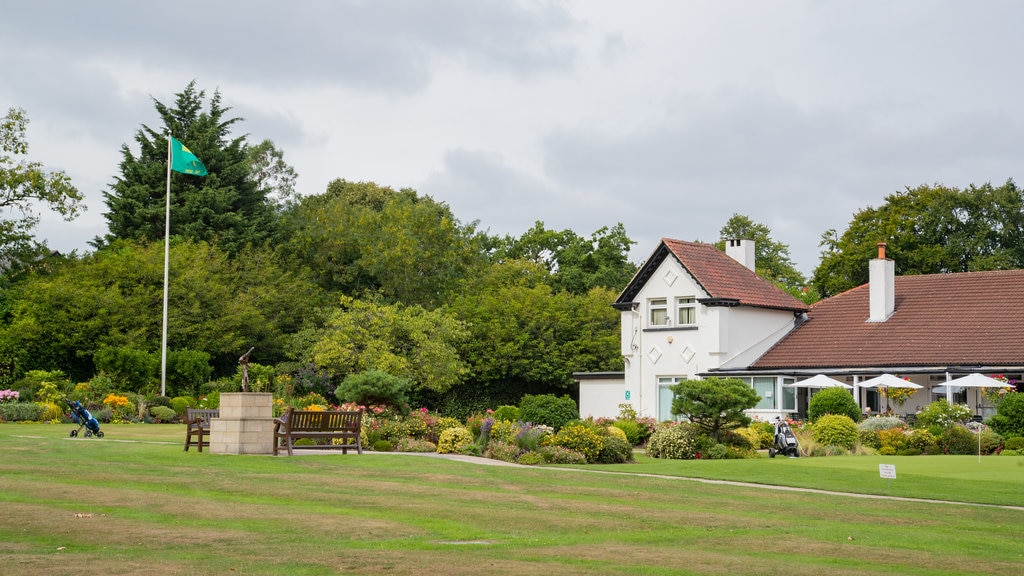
[537,445,587,464]
[0,389,19,403]
[645,422,701,460]
[857,416,906,432]
[437,427,473,454]
[103,393,135,421]
[917,400,971,429]
[938,425,977,455]
[733,426,761,450]
[876,428,910,455]
[907,428,938,452]
[489,419,520,445]
[487,441,521,463]
[595,435,634,464]
[811,414,858,450]
[542,422,603,463]
[515,423,549,451]
[605,425,628,444]
[395,438,436,453]
[295,392,329,409]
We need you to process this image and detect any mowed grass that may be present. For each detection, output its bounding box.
[1,424,1021,576]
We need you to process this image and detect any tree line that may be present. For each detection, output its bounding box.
[3,82,1024,415]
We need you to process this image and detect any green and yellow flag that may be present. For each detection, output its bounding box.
[170,137,208,176]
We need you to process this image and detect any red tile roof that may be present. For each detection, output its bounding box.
[751,269,1024,369]
[615,239,809,312]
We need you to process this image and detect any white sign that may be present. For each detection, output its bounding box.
[879,464,896,479]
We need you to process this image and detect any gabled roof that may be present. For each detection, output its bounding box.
[750,269,1024,369]
[614,239,809,313]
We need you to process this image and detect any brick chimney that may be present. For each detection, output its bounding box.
[726,238,755,271]
[868,242,895,322]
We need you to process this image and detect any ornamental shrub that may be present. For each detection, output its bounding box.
[857,416,906,432]
[35,401,62,422]
[733,426,761,450]
[335,370,411,416]
[807,387,860,423]
[490,419,519,445]
[515,423,547,452]
[516,451,545,466]
[487,441,521,463]
[395,438,437,453]
[645,422,701,460]
[907,428,938,452]
[595,436,634,464]
[373,440,394,452]
[537,445,587,464]
[938,425,976,455]
[979,429,1003,455]
[170,396,193,415]
[492,405,520,422]
[0,402,43,422]
[877,428,909,453]
[987,392,1024,438]
[605,425,628,443]
[612,419,642,445]
[150,406,178,422]
[543,422,603,463]
[437,427,473,454]
[917,400,971,429]
[811,414,858,450]
[518,394,578,432]
[1003,436,1024,451]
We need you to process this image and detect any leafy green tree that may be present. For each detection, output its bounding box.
[93,346,159,392]
[247,139,298,209]
[492,221,637,294]
[716,214,813,302]
[0,239,322,383]
[101,81,277,254]
[670,378,760,441]
[281,179,486,307]
[0,107,84,261]
[813,181,1024,297]
[447,259,622,402]
[306,295,468,394]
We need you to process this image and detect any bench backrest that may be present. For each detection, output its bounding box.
[284,408,362,432]
[186,408,220,426]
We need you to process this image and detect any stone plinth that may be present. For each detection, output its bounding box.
[210,393,274,454]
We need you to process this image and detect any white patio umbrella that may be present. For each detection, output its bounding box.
[858,374,923,414]
[783,374,853,389]
[858,373,923,389]
[944,373,1013,416]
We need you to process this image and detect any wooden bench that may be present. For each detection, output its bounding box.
[273,407,363,456]
[184,408,219,452]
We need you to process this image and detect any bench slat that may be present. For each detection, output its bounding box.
[273,407,363,456]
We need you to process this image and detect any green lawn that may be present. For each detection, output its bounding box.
[2,423,1022,575]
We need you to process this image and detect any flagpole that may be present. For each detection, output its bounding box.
[160,134,172,397]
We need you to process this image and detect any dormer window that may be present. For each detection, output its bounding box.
[649,298,669,326]
[677,297,696,326]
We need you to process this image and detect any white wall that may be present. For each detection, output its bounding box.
[617,255,798,421]
[578,376,625,419]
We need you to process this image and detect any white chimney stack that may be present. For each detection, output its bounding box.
[726,238,755,271]
[868,242,895,322]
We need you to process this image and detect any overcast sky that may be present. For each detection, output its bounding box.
[3,1,1022,275]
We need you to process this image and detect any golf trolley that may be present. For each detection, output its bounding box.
[768,416,798,458]
[66,399,104,438]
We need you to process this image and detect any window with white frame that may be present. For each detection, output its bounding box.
[676,296,696,326]
[752,377,776,410]
[649,298,669,327]
[657,376,687,422]
[781,377,796,411]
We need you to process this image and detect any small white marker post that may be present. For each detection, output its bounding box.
[879,463,896,489]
